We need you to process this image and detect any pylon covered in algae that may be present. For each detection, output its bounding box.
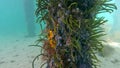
[33,0,116,68]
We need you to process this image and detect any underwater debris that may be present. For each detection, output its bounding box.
[33,0,117,68]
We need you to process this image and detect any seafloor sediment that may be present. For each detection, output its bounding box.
[0,35,120,68]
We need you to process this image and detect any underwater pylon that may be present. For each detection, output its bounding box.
[33,0,117,68]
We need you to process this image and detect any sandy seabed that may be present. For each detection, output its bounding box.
[0,35,41,68]
[0,35,120,68]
